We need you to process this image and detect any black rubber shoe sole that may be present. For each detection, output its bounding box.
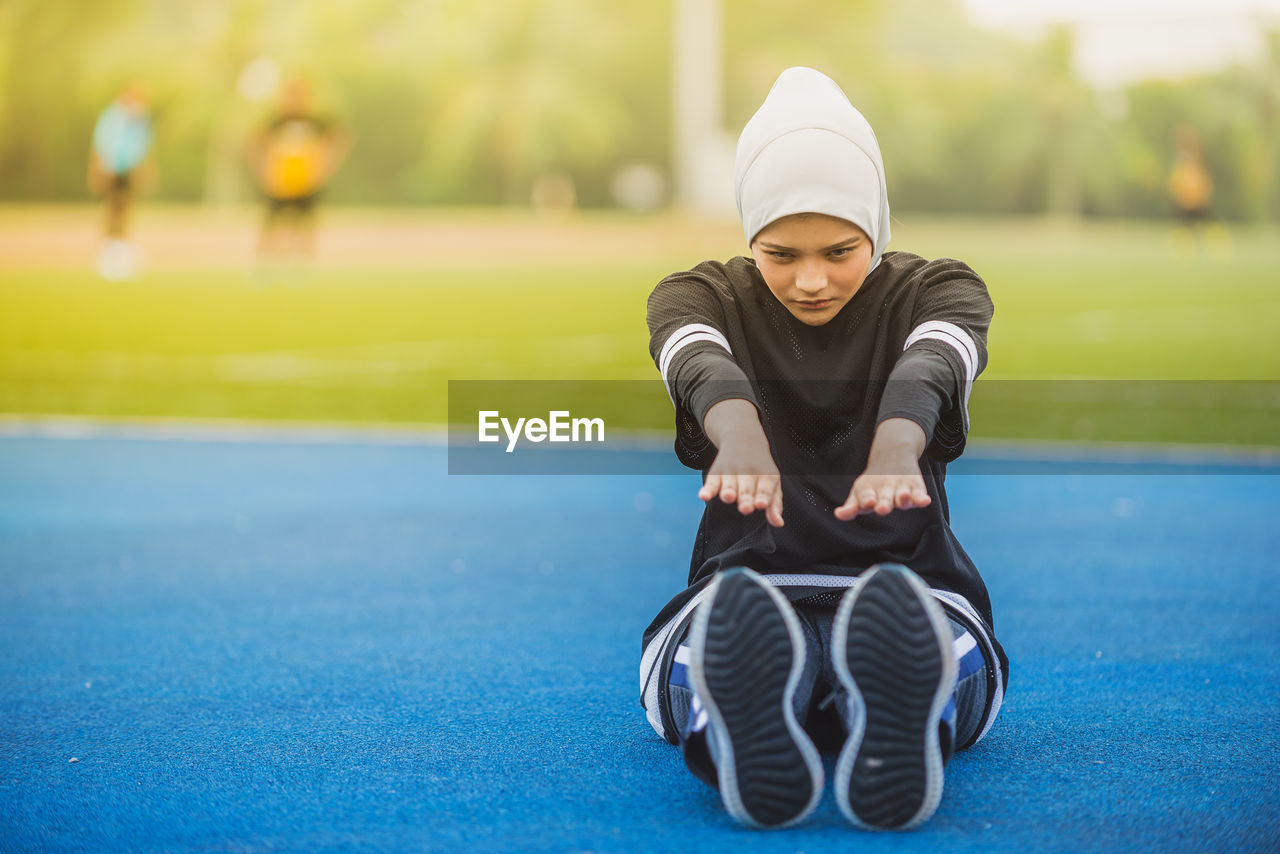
[688,568,823,829]
[833,565,956,830]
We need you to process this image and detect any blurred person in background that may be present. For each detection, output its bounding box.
[1167,124,1231,258]
[1168,124,1213,228]
[247,76,349,266]
[87,82,155,281]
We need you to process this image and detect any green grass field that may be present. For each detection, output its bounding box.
[1,209,1277,445]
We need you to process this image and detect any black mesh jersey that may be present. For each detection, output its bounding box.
[643,251,1006,673]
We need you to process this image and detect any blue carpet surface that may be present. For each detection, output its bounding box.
[1,433,1278,852]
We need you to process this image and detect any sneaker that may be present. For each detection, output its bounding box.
[97,239,137,281]
[687,567,823,828]
[832,565,957,830]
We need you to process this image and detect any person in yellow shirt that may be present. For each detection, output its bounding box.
[248,78,349,263]
[1168,124,1212,227]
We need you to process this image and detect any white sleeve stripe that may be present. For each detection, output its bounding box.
[907,330,975,384]
[658,324,732,384]
[659,333,733,402]
[906,331,974,427]
[903,321,978,431]
[658,323,729,377]
[904,321,978,376]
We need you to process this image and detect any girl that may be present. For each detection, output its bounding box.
[639,67,1008,830]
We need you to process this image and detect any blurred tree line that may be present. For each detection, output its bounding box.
[1,0,1277,218]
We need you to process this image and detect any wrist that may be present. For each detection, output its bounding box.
[703,398,765,449]
[869,418,927,462]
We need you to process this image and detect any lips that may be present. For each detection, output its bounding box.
[794,299,833,310]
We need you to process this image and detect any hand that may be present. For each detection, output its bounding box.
[699,399,785,527]
[699,445,785,528]
[834,470,931,519]
[835,418,931,520]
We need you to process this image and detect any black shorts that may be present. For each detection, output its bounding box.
[1175,205,1210,224]
[266,194,318,216]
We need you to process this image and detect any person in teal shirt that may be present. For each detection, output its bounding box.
[87,82,155,280]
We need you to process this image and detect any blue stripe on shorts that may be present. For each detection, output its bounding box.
[955,630,986,682]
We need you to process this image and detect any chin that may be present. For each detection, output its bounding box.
[791,312,834,327]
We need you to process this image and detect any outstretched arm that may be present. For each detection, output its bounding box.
[646,263,784,525]
[834,417,931,519]
[836,259,992,520]
[699,398,784,528]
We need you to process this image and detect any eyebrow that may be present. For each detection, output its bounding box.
[758,237,861,252]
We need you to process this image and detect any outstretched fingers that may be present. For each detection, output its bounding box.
[750,475,784,527]
[834,486,876,520]
[699,473,747,506]
[898,483,931,510]
[699,472,785,527]
[748,475,773,511]
[766,486,785,527]
[698,473,722,503]
[835,474,931,520]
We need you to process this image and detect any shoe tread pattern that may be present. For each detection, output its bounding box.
[701,572,815,828]
[842,569,946,829]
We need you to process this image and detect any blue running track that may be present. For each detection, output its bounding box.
[2,429,1278,852]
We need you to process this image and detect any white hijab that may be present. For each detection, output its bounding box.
[734,67,891,273]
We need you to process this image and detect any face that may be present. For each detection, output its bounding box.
[282,79,311,114]
[750,213,873,326]
[120,82,149,115]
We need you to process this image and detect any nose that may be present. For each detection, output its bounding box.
[795,260,826,294]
